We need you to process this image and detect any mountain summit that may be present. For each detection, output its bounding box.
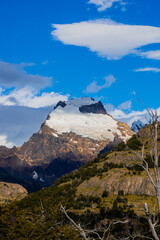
[44,97,132,142]
[131,120,145,133]
[54,97,107,114]
[0,97,134,192]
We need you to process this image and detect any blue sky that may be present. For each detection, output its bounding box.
[0,0,160,146]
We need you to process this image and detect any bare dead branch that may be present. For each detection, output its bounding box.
[40,198,45,220]
[141,145,144,158]
[132,101,160,239]
[60,205,130,240]
[133,149,156,189]
[113,220,129,225]
[139,99,153,120]
[85,229,102,240]
[60,205,89,240]
[102,223,112,240]
[149,150,154,163]
[144,203,159,240]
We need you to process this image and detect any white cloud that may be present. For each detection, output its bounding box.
[42,60,48,65]
[52,20,160,60]
[134,67,160,72]
[0,60,52,88]
[105,103,114,112]
[106,104,160,127]
[118,100,131,110]
[0,87,69,108]
[16,62,35,68]
[87,0,125,12]
[0,60,70,146]
[135,50,160,60]
[110,108,148,126]
[131,91,136,95]
[85,81,101,93]
[84,74,116,93]
[121,6,127,12]
[0,134,13,148]
[104,74,116,87]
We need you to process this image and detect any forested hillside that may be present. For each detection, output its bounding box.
[0,124,160,240]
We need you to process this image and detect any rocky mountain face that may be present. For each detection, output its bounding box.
[0,97,133,192]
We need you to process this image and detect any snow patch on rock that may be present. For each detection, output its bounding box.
[32,171,38,180]
[52,132,59,137]
[40,177,44,182]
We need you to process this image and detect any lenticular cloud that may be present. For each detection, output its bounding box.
[52,20,160,60]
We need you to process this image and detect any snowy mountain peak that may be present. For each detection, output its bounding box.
[45,97,133,141]
[54,97,106,115]
[54,97,96,109]
[131,120,145,133]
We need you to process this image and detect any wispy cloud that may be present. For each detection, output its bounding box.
[0,60,52,89]
[105,103,114,112]
[131,91,136,95]
[52,20,160,60]
[118,100,131,110]
[0,87,69,108]
[16,62,35,68]
[87,0,126,12]
[134,50,160,60]
[84,74,116,93]
[134,67,160,72]
[42,60,48,65]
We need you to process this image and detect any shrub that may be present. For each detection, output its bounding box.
[103,162,124,170]
[127,135,142,150]
[74,195,101,209]
[118,190,124,196]
[144,154,153,168]
[102,190,109,198]
[117,196,128,203]
[112,199,118,210]
[113,142,126,151]
[127,164,143,172]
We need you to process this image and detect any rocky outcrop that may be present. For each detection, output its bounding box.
[79,101,107,114]
[54,100,66,110]
[117,121,134,138]
[0,181,27,205]
[77,169,156,197]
